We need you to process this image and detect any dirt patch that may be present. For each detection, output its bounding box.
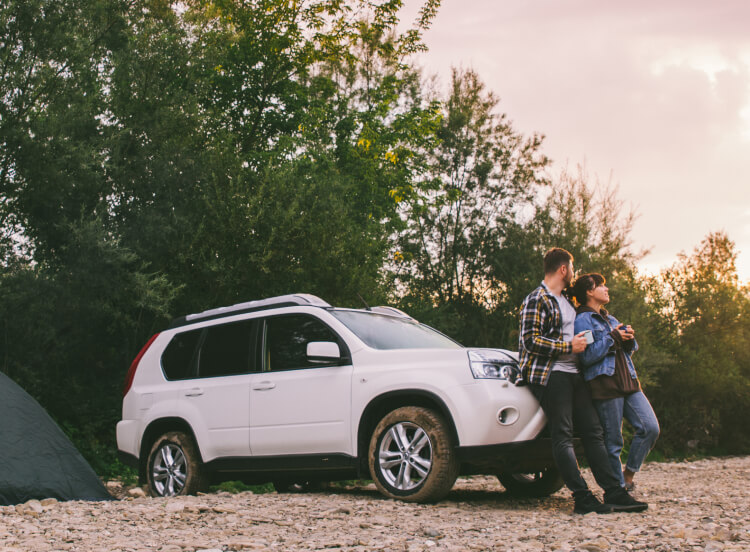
[1,456,748,551]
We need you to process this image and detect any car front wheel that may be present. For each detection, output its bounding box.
[368,406,458,503]
[146,431,207,497]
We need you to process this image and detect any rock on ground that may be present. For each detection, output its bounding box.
[1,456,749,551]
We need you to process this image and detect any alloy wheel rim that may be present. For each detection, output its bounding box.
[152,443,187,496]
[378,422,432,491]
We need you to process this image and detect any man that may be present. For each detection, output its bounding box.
[518,248,647,514]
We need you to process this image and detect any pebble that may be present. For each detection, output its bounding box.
[165,501,185,513]
[0,457,748,551]
[127,487,146,498]
[23,500,43,514]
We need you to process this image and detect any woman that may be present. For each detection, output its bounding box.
[571,273,659,491]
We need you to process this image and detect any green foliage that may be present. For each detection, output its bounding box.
[60,420,138,484]
[486,165,650,350]
[0,0,446,477]
[0,218,178,477]
[326,478,373,488]
[643,233,750,454]
[210,481,275,495]
[0,0,121,263]
[394,68,549,346]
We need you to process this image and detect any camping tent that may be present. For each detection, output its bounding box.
[0,371,112,505]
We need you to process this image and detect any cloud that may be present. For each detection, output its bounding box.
[401,0,750,280]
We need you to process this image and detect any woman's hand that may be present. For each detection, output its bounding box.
[617,324,635,340]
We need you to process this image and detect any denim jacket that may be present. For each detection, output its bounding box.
[574,308,639,382]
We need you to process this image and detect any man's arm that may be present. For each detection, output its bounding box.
[520,294,572,357]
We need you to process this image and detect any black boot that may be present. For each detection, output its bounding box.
[574,492,613,514]
[603,487,648,513]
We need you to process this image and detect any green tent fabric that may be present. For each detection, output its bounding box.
[0,371,113,505]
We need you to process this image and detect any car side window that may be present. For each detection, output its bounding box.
[197,319,258,378]
[263,314,346,372]
[162,329,202,380]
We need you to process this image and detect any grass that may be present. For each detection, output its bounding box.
[208,479,374,494]
[209,481,276,494]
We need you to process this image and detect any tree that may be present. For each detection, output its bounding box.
[0,0,445,474]
[158,1,443,311]
[0,218,176,473]
[644,232,750,453]
[0,0,129,265]
[393,68,549,344]
[479,165,646,348]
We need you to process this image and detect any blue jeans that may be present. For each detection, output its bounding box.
[594,391,660,486]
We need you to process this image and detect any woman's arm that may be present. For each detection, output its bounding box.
[612,317,638,353]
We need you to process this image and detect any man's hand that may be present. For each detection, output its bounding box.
[571,332,588,353]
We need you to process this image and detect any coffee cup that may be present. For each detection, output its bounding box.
[582,330,594,344]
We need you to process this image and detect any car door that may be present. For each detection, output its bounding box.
[175,319,260,460]
[249,313,354,457]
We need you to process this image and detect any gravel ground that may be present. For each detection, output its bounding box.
[1,456,748,552]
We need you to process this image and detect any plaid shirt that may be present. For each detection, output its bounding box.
[518,282,574,386]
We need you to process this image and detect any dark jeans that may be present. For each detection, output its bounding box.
[531,371,623,499]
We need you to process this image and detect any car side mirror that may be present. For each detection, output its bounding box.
[306,341,341,362]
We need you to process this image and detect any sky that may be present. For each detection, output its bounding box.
[399,0,750,282]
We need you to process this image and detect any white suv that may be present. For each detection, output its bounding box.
[117,294,562,503]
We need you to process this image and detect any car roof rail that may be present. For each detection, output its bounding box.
[370,306,415,320]
[167,294,331,329]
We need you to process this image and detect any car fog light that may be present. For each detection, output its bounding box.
[497,406,520,426]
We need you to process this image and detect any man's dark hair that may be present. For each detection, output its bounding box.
[543,248,573,275]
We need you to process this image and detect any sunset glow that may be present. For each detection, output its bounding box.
[402,0,750,281]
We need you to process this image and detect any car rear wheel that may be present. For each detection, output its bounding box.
[368,406,458,503]
[497,466,564,498]
[146,431,207,497]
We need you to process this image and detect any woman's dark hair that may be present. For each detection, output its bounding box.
[569,273,606,307]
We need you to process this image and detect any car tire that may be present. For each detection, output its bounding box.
[146,431,207,497]
[368,406,458,503]
[497,466,564,498]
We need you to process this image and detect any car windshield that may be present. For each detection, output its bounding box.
[330,310,463,350]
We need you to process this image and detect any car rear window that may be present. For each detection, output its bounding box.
[198,319,258,378]
[161,329,202,380]
[162,319,259,380]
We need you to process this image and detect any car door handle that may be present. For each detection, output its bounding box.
[184,388,204,397]
[252,381,276,391]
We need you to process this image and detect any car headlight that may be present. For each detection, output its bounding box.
[468,350,521,381]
